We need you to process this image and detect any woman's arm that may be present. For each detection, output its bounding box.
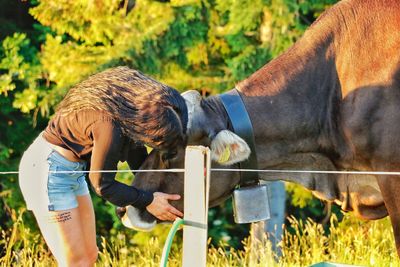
[89,121,153,208]
[91,120,182,221]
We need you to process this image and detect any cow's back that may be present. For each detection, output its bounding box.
[333,0,400,97]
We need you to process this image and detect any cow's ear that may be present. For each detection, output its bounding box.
[182,90,202,132]
[182,90,202,105]
[210,130,251,166]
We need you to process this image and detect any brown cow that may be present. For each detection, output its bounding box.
[120,0,400,255]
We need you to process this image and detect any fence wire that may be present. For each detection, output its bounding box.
[3,168,400,176]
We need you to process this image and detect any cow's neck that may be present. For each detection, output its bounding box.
[201,15,351,200]
[235,27,350,172]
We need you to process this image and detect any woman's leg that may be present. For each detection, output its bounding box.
[34,198,97,267]
[20,135,98,266]
[76,194,98,263]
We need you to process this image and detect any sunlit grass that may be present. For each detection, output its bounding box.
[1,211,399,267]
[279,215,399,266]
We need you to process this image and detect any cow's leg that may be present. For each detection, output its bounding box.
[376,175,400,256]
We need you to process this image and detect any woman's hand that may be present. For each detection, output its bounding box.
[146,192,183,221]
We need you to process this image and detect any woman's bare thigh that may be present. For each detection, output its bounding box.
[34,200,96,266]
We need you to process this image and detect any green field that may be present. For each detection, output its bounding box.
[1,211,398,267]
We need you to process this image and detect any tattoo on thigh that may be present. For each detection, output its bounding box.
[47,212,72,223]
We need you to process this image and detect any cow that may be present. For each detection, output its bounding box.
[120,0,400,255]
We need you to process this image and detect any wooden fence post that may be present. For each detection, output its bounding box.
[182,146,210,267]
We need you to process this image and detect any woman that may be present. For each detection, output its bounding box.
[19,66,187,266]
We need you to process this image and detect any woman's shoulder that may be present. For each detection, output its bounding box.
[65,109,121,135]
[81,109,113,119]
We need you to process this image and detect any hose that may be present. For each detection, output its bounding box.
[159,218,185,267]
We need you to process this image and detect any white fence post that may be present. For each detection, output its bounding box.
[182,146,210,267]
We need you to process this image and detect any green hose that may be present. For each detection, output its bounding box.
[160,218,185,267]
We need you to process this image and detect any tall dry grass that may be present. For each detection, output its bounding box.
[1,211,399,267]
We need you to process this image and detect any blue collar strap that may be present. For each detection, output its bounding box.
[219,89,259,186]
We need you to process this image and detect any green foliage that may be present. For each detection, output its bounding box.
[227,45,271,80]
[285,183,344,228]
[208,199,249,249]
[0,33,40,100]
[286,182,314,209]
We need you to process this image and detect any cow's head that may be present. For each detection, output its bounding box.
[119,90,251,231]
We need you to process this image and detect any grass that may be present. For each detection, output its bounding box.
[1,211,399,267]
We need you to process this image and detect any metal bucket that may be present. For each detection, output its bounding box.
[232,184,271,224]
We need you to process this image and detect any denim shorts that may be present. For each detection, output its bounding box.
[19,133,89,213]
[46,150,89,211]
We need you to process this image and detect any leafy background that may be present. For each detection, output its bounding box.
[1,0,345,252]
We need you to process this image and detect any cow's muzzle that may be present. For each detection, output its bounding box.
[117,206,157,231]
